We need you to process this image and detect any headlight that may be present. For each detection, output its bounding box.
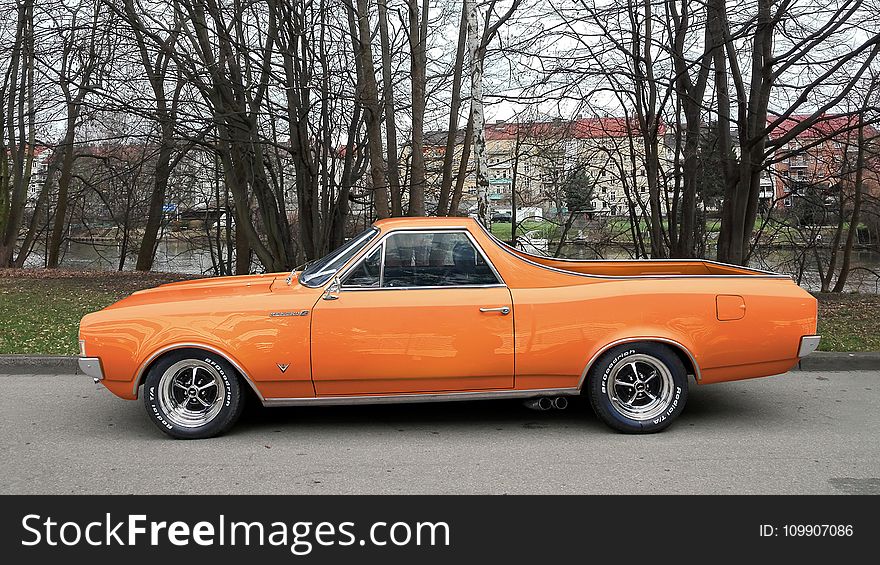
[79,339,87,357]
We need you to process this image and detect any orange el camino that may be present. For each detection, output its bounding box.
[78,217,820,438]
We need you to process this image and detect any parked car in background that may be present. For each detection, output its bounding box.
[79,217,819,439]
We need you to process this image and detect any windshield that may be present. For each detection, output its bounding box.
[299,227,379,287]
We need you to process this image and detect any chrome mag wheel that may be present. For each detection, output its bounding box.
[606,354,674,421]
[157,359,227,428]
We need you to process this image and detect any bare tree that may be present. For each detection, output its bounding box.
[406,0,429,216]
[466,0,521,227]
[716,0,880,264]
[0,0,36,266]
[116,0,186,272]
[350,0,391,220]
[378,0,403,216]
[436,1,469,216]
[45,1,111,268]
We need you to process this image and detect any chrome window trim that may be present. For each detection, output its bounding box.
[132,342,265,401]
[337,227,505,290]
[299,227,380,288]
[379,239,387,285]
[474,221,790,280]
[576,337,703,387]
[262,387,579,407]
[341,284,508,292]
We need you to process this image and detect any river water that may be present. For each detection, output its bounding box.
[23,236,880,293]
[24,238,221,275]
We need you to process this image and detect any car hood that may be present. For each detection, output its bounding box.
[102,272,289,310]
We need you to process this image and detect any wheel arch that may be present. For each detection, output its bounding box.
[577,337,701,391]
[132,343,264,401]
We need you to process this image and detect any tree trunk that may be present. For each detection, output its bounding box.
[406,0,429,217]
[466,0,489,227]
[437,2,469,216]
[135,132,173,271]
[712,0,737,263]
[509,131,521,245]
[125,0,182,272]
[353,0,390,219]
[448,113,474,216]
[378,0,402,216]
[47,106,79,268]
[629,0,665,258]
[13,173,48,268]
[669,0,712,258]
[832,111,867,293]
[0,0,35,267]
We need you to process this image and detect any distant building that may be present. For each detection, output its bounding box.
[423,114,876,219]
[4,145,55,205]
[424,117,662,217]
[765,114,879,209]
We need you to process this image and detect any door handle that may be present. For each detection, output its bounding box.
[480,306,510,315]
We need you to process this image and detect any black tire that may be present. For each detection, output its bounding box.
[586,342,688,433]
[142,349,245,439]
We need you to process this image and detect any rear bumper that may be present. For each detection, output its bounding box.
[798,335,821,358]
[78,357,104,382]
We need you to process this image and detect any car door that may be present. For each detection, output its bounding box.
[310,229,514,396]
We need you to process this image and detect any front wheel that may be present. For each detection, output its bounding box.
[586,342,688,433]
[143,350,245,439]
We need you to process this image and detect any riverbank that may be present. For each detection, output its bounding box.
[0,269,877,355]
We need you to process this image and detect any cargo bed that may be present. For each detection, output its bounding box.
[504,246,787,278]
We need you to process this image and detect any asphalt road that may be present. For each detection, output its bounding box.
[1,370,878,495]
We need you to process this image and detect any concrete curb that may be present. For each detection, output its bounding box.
[1,351,878,375]
[0,355,80,375]
[797,351,880,372]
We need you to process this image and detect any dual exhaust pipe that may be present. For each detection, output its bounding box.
[523,396,568,411]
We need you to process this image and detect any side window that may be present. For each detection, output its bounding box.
[382,232,500,287]
[342,246,381,288]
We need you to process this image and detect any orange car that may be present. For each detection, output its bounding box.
[78,217,819,438]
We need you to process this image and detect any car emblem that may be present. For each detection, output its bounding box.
[270,310,309,317]
[277,363,289,373]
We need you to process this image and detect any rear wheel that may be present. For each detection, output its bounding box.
[143,350,244,439]
[587,342,688,433]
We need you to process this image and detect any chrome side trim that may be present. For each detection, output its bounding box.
[78,357,104,381]
[576,337,702,388]
[798,335,821,358]
[341,284,507,292]
[132,343,265,401]
[337,227,506,290]
[262,387,579,407]
[474,221,790,280]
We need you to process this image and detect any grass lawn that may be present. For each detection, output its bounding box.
[0,269,195,355]
[0,270,877,355]
[815,292,880,352]
[491,220,559,241]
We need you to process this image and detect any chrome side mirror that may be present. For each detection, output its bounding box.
[323,276,341,300]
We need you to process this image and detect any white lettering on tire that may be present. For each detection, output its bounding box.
[600,349,635,394]
[148,385,173,430]
[652,386,682,425]
[204,357,232,407]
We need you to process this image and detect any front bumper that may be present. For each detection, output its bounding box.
[78,357,104,382]
[798,335,821,358]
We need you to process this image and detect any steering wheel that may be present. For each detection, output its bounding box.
[362,257,378,280]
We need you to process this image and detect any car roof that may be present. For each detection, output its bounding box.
[372,216,480,230]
